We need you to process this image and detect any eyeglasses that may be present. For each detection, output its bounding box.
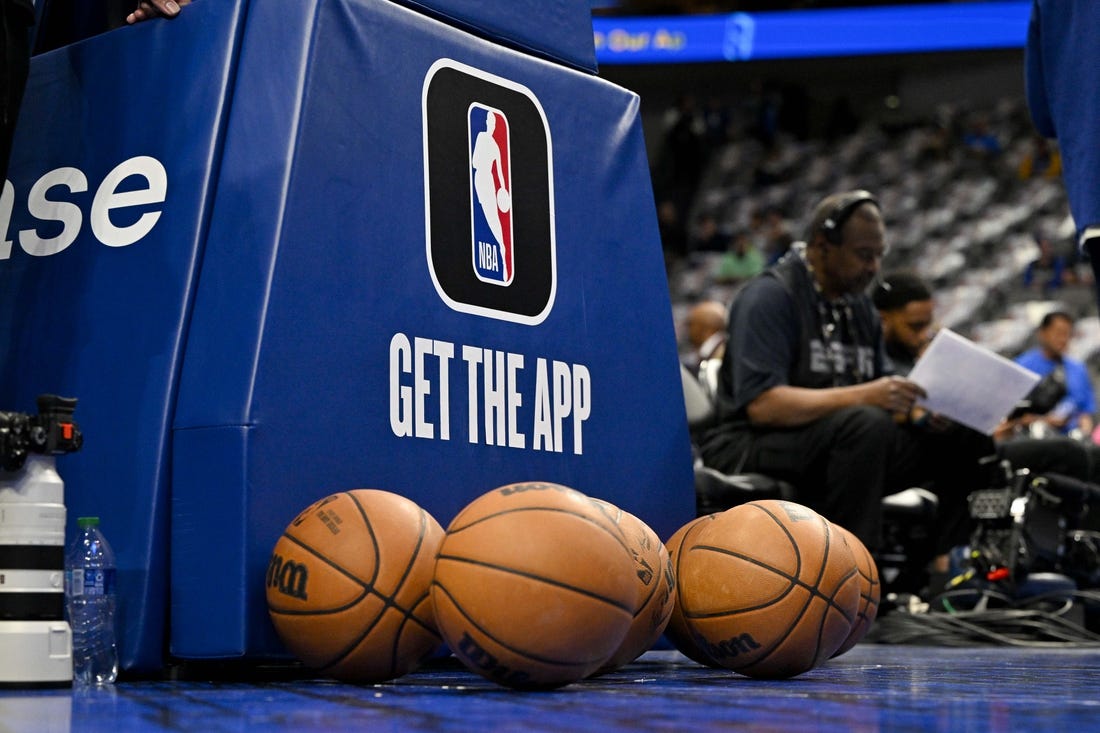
[851,246,888,265]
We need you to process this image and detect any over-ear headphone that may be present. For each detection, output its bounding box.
[820,190,879,245]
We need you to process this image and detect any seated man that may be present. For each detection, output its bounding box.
[1014,311,1096,438]
[873,270,1100,488]
[699,191,993,569]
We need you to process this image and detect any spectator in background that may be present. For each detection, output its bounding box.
[1023,231,1074,295]
[689,213,725,253]
[1017,134,1062,180]
[761,206,794,265]
[682,300,728,382]
[1015,311,1096,439]
[657,199,688,261]
[714,230,764,285]
[961,114,1002,159]
[1026,1,1100,314]
[871,270,936,375]
[654,93,705,226]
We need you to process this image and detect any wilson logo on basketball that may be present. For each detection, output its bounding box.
[699,631,761,660]
[455,632,531,688]
[266,554,309,601]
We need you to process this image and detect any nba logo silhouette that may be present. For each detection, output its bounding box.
[469,105,512,285]
[423,59,556,325]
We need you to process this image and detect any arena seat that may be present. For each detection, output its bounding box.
[681,363,795,513]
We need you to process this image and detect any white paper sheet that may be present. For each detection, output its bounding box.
[906,328,1041,435]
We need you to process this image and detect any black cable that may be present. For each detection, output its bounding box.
[870,589,1100,647]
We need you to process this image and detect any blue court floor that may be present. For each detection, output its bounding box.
[4,645,1100,732]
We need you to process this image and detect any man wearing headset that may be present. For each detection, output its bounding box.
[699,190,992,573]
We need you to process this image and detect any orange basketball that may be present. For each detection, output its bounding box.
[831,523,881,657]
[591,503,675,674]
[663,514,723,668]
[678,500,860,679]
[431,481,637,689]
[266,489,444,683]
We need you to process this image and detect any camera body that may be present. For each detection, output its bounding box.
[966,465,1100,592]
[0,395,81,687]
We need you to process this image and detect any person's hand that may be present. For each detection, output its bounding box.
[924,412,953,433]
[1042,411,1069,429]
[127,0,190,24]
[866,375,925,416]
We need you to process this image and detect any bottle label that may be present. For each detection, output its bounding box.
[70,567,116,597]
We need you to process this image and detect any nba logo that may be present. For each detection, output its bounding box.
[423,59,556,325]
[469,105,513,285]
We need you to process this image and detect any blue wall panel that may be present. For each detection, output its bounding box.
[0,2,244,670]
[171,0,692,659]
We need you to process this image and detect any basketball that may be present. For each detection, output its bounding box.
[663,514,722,668]
[591,504,675,674]
[831,523,881,657]
[265,489,445,683]
[496,187,511,212]
[678,500,860,679]
[431,481,637,689]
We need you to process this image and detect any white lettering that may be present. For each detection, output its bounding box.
[484,349,506,447]
[0,180,12,259]
[572,364,591,455]
[0,156,168,260]
[414,337,435,439]
[552,360,572,453]
[507,352,525,449]
[389,333,413,438]
[20,167,88,257]
[390,333,453,440]
[463,345,483,444]
[533,358,553,451]
[478,240,499,272]
[436,341,453,441]
[90,156,167,247]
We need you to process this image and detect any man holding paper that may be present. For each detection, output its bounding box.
[874,271,1100,486]
[700,191,993,573]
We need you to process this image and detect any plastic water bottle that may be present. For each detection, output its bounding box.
[65,517,118,685]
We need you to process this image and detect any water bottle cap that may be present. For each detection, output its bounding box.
[77,516,100,528]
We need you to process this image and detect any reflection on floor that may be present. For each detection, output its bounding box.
[4,645,1100,732]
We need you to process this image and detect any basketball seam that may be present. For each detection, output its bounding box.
[667,517,719,666]
[446,505,634,559]
[682,544,804,618]
[385,591,441,677]
[434,554,635,614]
[317,502,440,675]
[431,581,606,669]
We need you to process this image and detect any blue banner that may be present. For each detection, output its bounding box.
[594,1,1030,64]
